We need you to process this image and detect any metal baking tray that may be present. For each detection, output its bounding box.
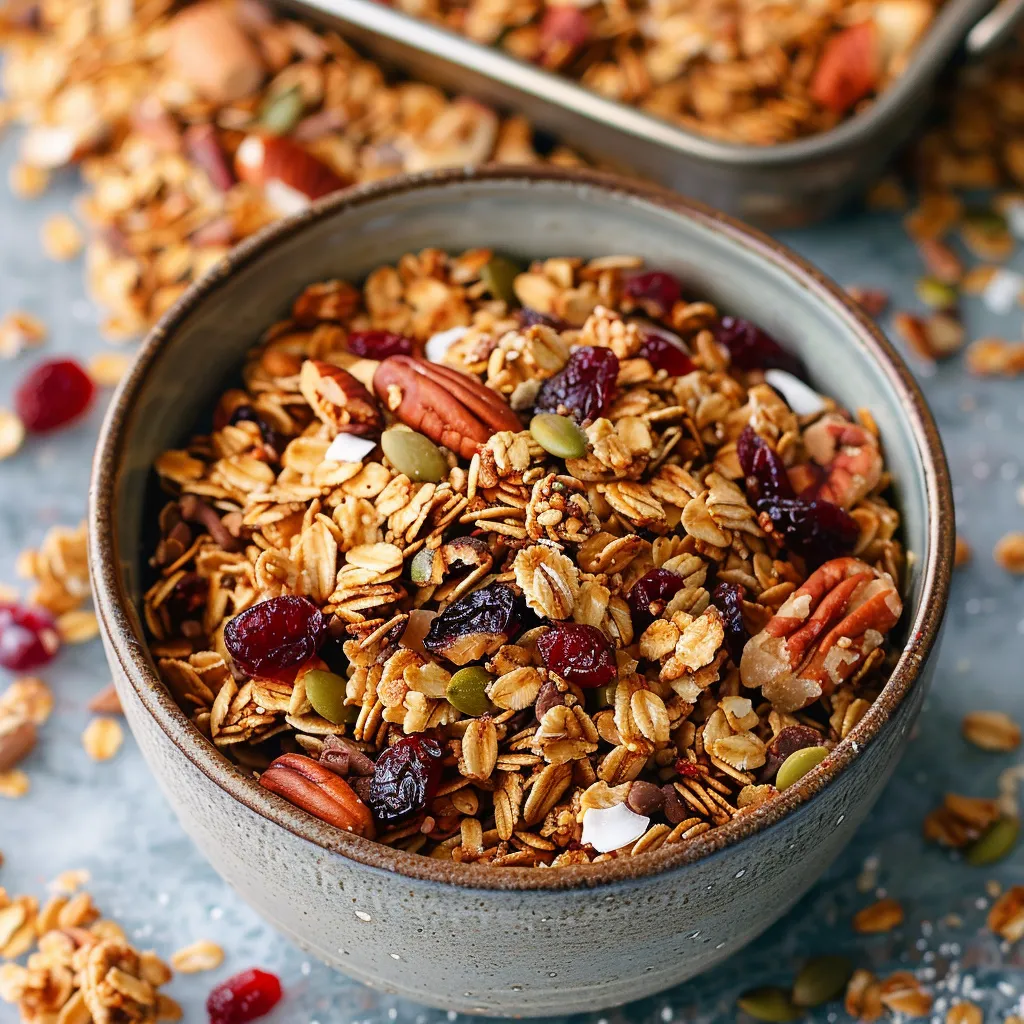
[284,0,1024,227]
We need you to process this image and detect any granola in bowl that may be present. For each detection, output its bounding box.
[145,249,905,867]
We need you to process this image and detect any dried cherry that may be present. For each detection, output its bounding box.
[206,968,282,1024]
[518,308,569,331]
[711,582,748,665]
[223,595,327,682]
[627,568,685,627]
[15,358,95,433]
[713,316,806,378]
[737,426,794,503]
[368,735,444,826]
[0,603,59,671]
[534,346,618,425]
[638,329,695,377]
[536,623,616,689]
[347,330,414,360]
[622,270,683,319]
[760,725,825,785]
[422,583,521,665]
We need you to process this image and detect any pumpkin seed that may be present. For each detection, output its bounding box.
[304,670,352,725]
[446,666,494,717]
[530,413,588,459]
[410,547,439,586]
[737,986,800,1022]
[592,682,617,708]
[792,955,853,1007]
[258,85,305,136]
[916,277,958,310]
[966,816,1019,866]
[775,745,830,791]
[480,255,522,305]
[381,428,448,482]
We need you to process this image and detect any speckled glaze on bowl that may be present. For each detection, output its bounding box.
[88,168,952,1017]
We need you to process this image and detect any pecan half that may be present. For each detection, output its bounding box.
[0,720,37,772]
[299,359,382,437]
[259,752,375,837]
[739,556,902,712]
[373,356,521,459]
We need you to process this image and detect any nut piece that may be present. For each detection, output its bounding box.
[853,897,904,934]
[373,356,521,459]
[740,557,902,712]
[235,136,349,212]
[260,752,375,837]
[994,531,1024,573]
[170,939,225,974]
[82,718,124,761]
[962,710,1021,752]
[299,359,382,437]
[167,3,265,104]
[0,720,37,772]
[988,885,1024,942]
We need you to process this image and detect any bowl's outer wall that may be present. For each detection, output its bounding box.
[97,176,942,1016]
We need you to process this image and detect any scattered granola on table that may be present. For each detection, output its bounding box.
[145,251,907,865]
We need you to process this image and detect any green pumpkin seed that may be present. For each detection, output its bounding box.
[916,277,958,310]
[775,745,830,791]
[592,682,617,708]
[410,547,439,586]
[480,255,522,305]
[530,413,588,459]
[737,986,800,1022]
[966,816,1019,866]
[258,85,305,136]
[792,955,853,1007]
[381,428,448,483]
[446,666,494,717]
[304,669,352,725]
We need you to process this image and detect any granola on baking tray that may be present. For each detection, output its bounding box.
[146,251,906,866]
[390,0,944,145]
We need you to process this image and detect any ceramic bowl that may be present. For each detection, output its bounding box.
[89,167,952,1017]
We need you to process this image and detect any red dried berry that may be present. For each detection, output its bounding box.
[713,316,806,378]
[228,405,284,459]
[627,568,685,627]
[536,623,616,689]
[622,270,683,319]
[15,358,95,433]
[759,496,859,567]
[423,583,521,664]
[165,573,207,624]
[675,758,702,778]
[737,426,794,503]
[518,307,569,331]
[347,330,414,360]
[368,735,444,826]
[535,346,619,424]
[538,5,590,59]
[223,595,327,682]
[711,582,748,665]
[206,968,282,1024]
[638,329,696,377]
[761,725,826,784]
[0,603,60,672]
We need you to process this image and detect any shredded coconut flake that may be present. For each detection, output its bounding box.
[425,325,469,363]
[764,369,826,417]
[581,803,649,853]
[324,433,376,464]
[982,268,1024,314]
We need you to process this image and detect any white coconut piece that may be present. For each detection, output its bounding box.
[324,433,376,464]
[425,325,469,364]
[764,369,826,417]
[982,268,1024,315]
[581,803,650,854]
[1004,199,1024,240]
[264,178,311,217]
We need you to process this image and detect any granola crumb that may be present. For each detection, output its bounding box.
[994,532,1024,573]
[7,162,49,200]
[170,938,225,974]
[50,869,91,894]
[0,411,26,462]
[81,717,124,762]
[40,213,83,262]
[962,711,1022,753]
[88,684,123,715]
[56,609,100,645]
[0,311,46,360]
[954,535,972,567]
[852,897,905,934]
[88,352,133,388]
[0,770,30,799]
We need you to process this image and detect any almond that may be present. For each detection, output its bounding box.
[299,359,382,437]
[259,753,375,837]
[0,721,36,772]
[373,356,521,459]
[235,135,349,213]
[167,3,265,104]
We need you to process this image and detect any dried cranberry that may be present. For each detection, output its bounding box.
[223,596,327,682]
[675,758,702,778]
[534,346,618,424]
[15,358,95,433]
[538,5,589,60]
[627,568,685,627]
[536,623,616,689]
[737,426,794,503]
[711,582,748,665]
[760,725,825,784]
[347,330,414,360]
[368,735,443,826]
[206,968,282,1024]
[423,583,521,665]
[518,307,569,331]
[622,270,683,319]
[638,329,696,377]
[0,603,59,671]
[165,573,207,623]
[713,316,806,378]
[228,405,284,459]
[759,496,859,567]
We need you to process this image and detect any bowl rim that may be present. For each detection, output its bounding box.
[88,165,952,892]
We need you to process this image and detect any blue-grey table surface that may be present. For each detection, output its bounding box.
[0,131,1022,1024]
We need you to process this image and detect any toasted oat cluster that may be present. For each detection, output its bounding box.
[394,0,943,145]
[146,251,905,866]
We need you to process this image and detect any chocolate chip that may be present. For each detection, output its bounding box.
[662,783,688,825]
[534,678,566,721]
